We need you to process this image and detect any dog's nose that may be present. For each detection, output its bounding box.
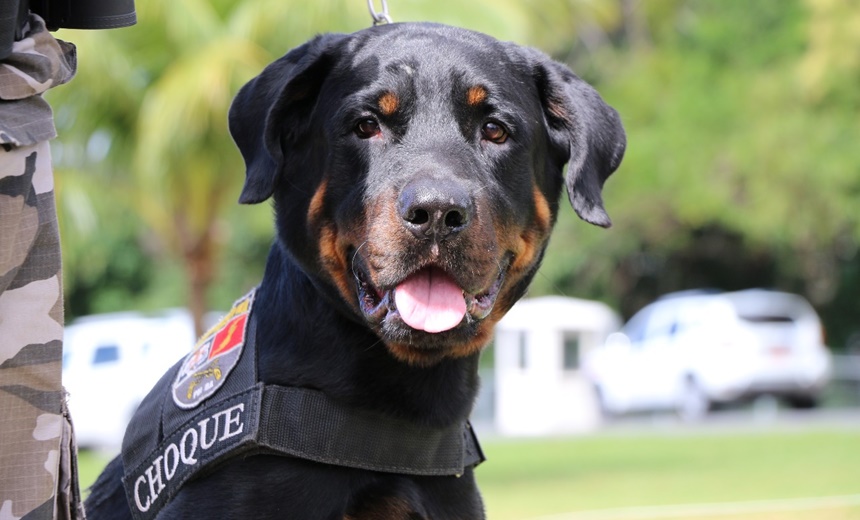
[398,178,474,240]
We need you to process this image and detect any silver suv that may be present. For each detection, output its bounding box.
[584,289,833,420]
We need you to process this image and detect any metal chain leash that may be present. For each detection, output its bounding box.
[367,0,393,25]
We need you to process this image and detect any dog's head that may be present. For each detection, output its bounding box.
[229,23,625,366]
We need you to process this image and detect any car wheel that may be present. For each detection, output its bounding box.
[676,377,710,422]
[592,385,615,419]
[783,394,819,409]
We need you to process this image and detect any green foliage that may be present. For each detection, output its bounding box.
[531,0,860,346]
[48,0,860,346]
[50,0,367,320]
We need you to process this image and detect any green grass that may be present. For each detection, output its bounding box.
[477,430,860,519]
[78,450,114,494]
[77,428,860,519]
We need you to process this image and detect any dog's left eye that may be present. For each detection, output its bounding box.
[481,121,508,144]
[354,118,381,139]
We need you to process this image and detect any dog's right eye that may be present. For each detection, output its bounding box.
[481,121,508,144]
[354,118,381,139]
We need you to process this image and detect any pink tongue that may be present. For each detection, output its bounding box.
[394,268,467,333]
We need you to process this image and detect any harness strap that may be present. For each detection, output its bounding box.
[260,384,484,475]
[123,383,484,520]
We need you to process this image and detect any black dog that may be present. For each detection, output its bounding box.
[85,22,625,519]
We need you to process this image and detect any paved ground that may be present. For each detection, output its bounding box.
[597,405,860,436]
[529,494,860,520]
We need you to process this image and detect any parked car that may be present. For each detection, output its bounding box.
[62,310,217,450]
[584,289,832,420]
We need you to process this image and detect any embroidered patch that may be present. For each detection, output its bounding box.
[172,289,255,409]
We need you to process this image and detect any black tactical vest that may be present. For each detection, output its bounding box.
[120,289,484,520]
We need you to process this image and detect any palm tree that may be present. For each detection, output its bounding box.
[53,0,367,334]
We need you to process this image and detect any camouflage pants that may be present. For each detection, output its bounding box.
[0,15,83,520]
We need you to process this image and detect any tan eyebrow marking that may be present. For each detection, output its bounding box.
[378,91,399,116]
[466,85,488,106]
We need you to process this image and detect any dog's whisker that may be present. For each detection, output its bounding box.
[363,338,385,353]
[351,241,369,279]
[535,269,572,298]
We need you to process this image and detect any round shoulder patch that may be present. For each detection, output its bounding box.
[172,290,256,409]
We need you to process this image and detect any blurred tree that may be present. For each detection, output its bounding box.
[799,0,860,108]
[51,0,369,334]
[532,0,860,347]
[48,0,860,347]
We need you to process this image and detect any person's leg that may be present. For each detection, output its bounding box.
[0,14,81,520]
[0,141,82,520]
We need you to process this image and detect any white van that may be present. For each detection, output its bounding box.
[62,311,200,450]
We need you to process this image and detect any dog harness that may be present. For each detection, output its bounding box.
[120,289,484,520]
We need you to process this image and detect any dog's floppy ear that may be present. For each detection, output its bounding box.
[531,52,626,228]
[229,34,346,204]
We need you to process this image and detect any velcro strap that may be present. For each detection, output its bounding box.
[259,385,484,476]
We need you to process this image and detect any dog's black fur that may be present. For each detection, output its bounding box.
[85,22,625,519]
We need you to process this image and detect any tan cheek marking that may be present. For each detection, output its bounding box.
[511,232,539,272]
[309,180,356,304]
[533,186,552,233]
[318,224,353,303]
[509,187,553,273]
[307,178,328,226]
[466,85,487,106]
[378,91,399,116]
